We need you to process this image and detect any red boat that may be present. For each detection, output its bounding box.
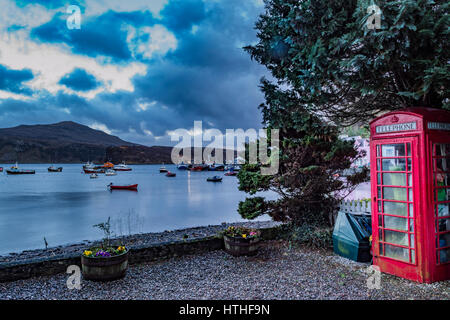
[166,171,176,177]
[107,183,138,190]
[84,168,104,174]
[0,167,3,172]
[225,171,237,176]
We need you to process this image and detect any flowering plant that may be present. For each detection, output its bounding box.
[83,245,127,258]
[223,226,260,239]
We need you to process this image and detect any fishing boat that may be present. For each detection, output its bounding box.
[160,163,168,173]
[83,161,95,170]
[177,161,189,170]
[95,162,114,169]
[208,163,225,171]
[6,163,35,175]
[113,161,132,171]
[105,169,117,176]
[207,175,222,182]
[90,173,98,179]
[107,183,138,191]
[190,164,208,171]
[166,171,176,177]
[48,165,63,172]
[83,168,105,174]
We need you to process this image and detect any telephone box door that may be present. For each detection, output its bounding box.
[372,137,421,278]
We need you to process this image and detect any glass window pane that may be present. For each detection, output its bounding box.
[409,188,413,201]
[385,230,409,246]
[435,144,450,157]
[410,234,415,248]
[377,187,381,198]
[384,244,409,262]
[437,203,450,217]
[382,144,405,157]
[377,145,380,157]
[438,218,450,232]
[438,233,450,248]
[435,172,450,186]
[408,174,412,186]
[435,158,450,172]
[377,173,381,185]
[382,159,406,171]
[407,158,412,171]
[407,143,411,156]
[382,173,406,186]
[411,249,415,264]
[383,187,407,201]
[437,189,450,202]
[378,214,382,227]
[439,248,450,263]
[409,203,414,217]
[409,219,414,232]
[384,201,408,216]
[384,216,408,231]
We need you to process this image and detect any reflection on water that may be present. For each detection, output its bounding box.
[0,164,274,254]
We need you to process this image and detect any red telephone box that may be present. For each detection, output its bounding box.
[370,107,450,283]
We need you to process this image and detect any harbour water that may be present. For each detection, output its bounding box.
[0,164,275,255]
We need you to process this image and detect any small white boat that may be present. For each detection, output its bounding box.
[90,173,98,179]
[113,161,132,171]
[160,163,168,173]
[105,169,117,176]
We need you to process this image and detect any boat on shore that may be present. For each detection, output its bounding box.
[48,165,63,172]
[107,183,138,191]
[207,175,222,182]
[6,163,35,175]
[113,161,132,171]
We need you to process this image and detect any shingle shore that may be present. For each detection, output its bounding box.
[0,240,448,300]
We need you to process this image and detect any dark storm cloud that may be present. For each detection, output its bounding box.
[0,65,34,95]
[31,10,156,62]
[59,68,100,91]
[1,0,268,146]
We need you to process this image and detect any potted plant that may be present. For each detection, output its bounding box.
[222,226,261,256]
[81,217,129,281]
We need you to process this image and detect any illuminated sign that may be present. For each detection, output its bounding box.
[428,122,450,131]
[375,122,417,134]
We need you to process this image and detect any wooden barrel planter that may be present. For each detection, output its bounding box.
[223,235,260,256]
[81,249,129,281]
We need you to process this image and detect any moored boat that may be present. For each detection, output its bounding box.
[113,161,132,171]
[207,175,222,182]
[107,183,138,190]
[6,163,35,175]
[177,161,189,170]
[0,167,3,172]
[90,173,98,179]
[105,169,117,176]
[225,171,237,176]
[166,171,176,177]
[48,165,63,172]
[160,163,168,173]
[84,168,105,174]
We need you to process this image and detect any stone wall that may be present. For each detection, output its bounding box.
[0,226,281,283]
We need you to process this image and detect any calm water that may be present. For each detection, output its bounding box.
[0,164,275,254]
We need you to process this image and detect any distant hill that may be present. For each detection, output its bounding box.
[0,121,236,164]
[0,121,171,164]
[0,121,136,147]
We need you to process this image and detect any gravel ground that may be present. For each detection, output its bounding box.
[1,240,448,300]
[0,221,281,264]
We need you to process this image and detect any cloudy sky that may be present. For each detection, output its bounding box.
[0,0,268,146]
